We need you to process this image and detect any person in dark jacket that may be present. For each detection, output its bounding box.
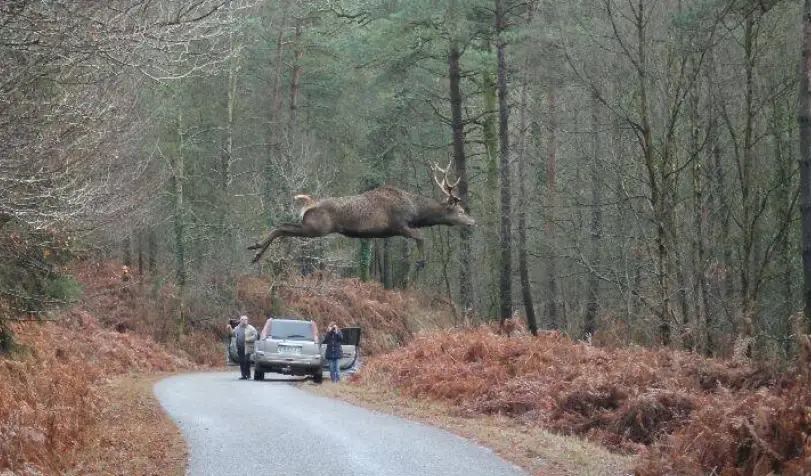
[321,322,343,383]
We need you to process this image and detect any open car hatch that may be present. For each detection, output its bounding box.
[320,326,361,370]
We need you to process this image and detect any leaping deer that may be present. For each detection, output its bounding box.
[247,161,476,266]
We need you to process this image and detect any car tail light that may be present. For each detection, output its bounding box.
[311,321,319,342]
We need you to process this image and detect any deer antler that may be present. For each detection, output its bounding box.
[431,161,451,196]
[431,161,461,204]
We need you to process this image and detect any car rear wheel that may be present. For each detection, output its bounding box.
[254,369,265,381]
[312,370,323,384]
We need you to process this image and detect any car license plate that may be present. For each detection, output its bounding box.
[278,345,301,355]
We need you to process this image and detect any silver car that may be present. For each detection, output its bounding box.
[248,318,360,383]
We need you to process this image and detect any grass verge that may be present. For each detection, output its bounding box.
[301,379,635,476]
[66,374,187,476]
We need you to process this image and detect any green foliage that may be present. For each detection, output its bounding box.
[358,240,373,282]
[44,276,83,304]
[0,324,29,359]
[0,220,82,314]
[0,324,14,355]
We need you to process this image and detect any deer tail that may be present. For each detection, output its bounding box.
[293,194,317,221]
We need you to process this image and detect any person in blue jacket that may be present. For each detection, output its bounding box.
[322,322,344,383]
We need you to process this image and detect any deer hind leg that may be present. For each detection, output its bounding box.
[249,222,326,263]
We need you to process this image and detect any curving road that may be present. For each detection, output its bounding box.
[154,371,527,476]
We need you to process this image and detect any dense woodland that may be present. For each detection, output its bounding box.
[3,0,811,360]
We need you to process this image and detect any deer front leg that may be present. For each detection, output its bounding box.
[415,240,426,269]
[400,227,426,269]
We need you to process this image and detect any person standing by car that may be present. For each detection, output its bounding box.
[322,322,343,383]
[226,315,257,380]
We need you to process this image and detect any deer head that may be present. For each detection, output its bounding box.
[429,161,474,229]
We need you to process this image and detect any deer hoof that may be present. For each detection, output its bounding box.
[415,259,426,269]
[247,242,261,250]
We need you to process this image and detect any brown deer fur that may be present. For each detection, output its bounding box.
[248,184,475,264]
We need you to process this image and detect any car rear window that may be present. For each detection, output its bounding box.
[269,320,313,341]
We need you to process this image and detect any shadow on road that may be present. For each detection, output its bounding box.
[252,376,311,383]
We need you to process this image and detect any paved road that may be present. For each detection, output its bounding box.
[154,371,527,476]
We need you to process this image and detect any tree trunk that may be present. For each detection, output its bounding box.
[137,230,144,278]
[584,92,602,339]
[263,4,289,230]
[288,18,309,274]
[495,0,512,323]
[632,0,671,346]
[148,228,157,276]
[740,15,758,347]
[483,49,500,318]
[289,19,303,128]
[221,26,239,247]
[220,0,239,255]
[372,241,381,281]
[358,239,372,282]
[773,100,794,354]
[798,0,811,334]
[122,236,132,268]
[689,87,708,354]
[382,238,393,289]
[397,239,412,289]
[702,72,721,356]
[448,42,474,317]
[711,87,733,335]
[516,64,537,335]
[545,87,559,330]
[171,111,187,336]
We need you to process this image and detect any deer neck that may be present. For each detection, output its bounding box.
[411,199,450,227]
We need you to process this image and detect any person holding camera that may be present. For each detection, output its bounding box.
[321,322,344,383]
[226,315,257,380]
